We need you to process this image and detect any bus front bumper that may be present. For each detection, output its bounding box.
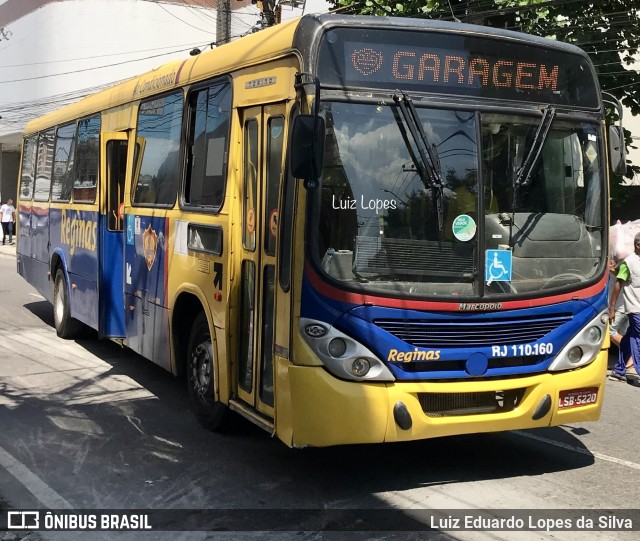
[280,351,608,448]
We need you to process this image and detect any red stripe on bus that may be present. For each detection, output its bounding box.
[305,262,607,311]
[29,205,49,216]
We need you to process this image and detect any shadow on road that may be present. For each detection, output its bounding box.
[0,299,599,528]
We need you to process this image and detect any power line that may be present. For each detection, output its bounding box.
[0,41,210,68]
[0,48,196,84]
[603,80,640,92]
[152,0,215,33]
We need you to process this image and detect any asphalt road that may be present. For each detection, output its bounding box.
[0,247,639,541]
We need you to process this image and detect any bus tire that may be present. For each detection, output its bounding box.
[53,268,82,339]
[187,312,229,431]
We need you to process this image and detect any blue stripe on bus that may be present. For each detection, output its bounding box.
[301,271,608,381]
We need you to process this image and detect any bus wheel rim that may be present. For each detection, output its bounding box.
[192,342,211,396]
[54,281,64,325]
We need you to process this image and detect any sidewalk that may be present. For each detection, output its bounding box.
[0,241,16,258]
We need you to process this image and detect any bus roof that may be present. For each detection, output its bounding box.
[24,17,301,135]
[24,14,597,136]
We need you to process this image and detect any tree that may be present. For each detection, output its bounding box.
[329,0,640,211]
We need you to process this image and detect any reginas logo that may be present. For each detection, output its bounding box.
[388,348,440,363]
[61,209,97,255]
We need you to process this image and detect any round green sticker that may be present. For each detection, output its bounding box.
[452,214,477,242]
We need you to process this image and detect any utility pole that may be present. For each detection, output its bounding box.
[257,1,281,28]
[217,0,231,45]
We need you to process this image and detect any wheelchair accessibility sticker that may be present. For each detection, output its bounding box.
[485,249,512,285]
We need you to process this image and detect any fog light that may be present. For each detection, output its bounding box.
[351,358,370,377]
[567,346,583,363]
[586,326,602,344]
[600,313,609,325]
[328,338,347,357]
[305,324,327,338]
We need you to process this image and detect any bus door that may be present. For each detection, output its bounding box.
[99,132,129,338]
[236,104,287,417]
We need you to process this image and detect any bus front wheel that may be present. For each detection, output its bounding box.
[53,269,82,339]
[187,312,229,431]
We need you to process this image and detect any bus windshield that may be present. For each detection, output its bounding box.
[311,101,605,299]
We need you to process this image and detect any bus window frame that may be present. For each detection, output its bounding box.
[180,76,233,215]
[19,135,38,202]
[72,114,101,204]
[105,136,129,232]
[242,117,259,253]
[51,120,78,203]
[264,114,285,257]
[33,128,56,203]
[131,89,185,209]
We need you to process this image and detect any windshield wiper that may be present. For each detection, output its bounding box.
[393,91,445,231]
[512,105,556,212]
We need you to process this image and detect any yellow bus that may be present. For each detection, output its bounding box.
[17,14,626,447]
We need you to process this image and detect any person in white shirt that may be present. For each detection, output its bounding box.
[1,198,16,245]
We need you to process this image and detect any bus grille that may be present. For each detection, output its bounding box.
[398,356,542,372]
[375,315,571,347]
[418,389,526,417]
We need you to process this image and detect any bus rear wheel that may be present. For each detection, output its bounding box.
[53,269,82,339]
[187,312,229,431]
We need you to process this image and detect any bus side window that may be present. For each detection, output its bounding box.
[107,140,128,231]
[184,81,231,209]
[133,91,183,207]
[243,119,258,252]
[34,129,55,202]
[52,122,76,202]
[20,136,37,201]
[264,116,284,256]
[74,115,100,203]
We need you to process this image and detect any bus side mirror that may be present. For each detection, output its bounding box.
[289,115,325,188]
[609,125,627,176]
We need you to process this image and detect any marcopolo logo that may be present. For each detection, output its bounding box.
[458,302,503,311]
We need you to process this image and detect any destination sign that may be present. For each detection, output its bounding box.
[317,28,599,107]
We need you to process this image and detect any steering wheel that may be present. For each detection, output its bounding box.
[541,273,584,290]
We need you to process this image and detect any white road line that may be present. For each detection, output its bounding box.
[0,445,73,509]
[514,430,640,470]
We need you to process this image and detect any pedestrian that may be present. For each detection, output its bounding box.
[609,261,629,345]
[608,259,631,380]
[608,232,640,383]
[0,198,16,245]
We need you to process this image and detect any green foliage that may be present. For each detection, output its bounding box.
[330,0,640,196]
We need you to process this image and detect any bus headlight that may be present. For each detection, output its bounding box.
[304,323,327,338]
[586,326,602,344]
[328,338,347,357]
[299,318,395,382]
[351,358,370,377]
[567,346,583,363]
[548,311,608,372]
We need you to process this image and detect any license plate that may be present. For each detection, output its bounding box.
[558,387,598,409]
